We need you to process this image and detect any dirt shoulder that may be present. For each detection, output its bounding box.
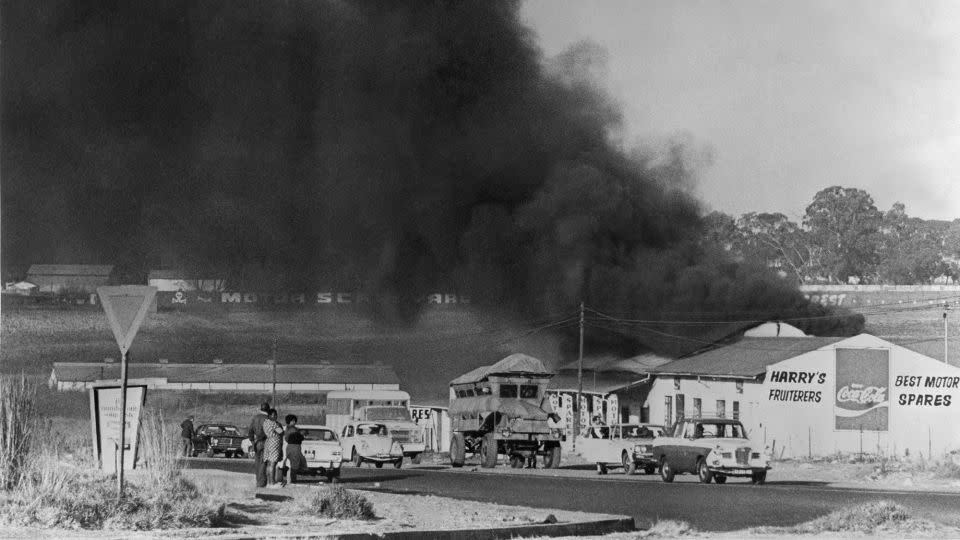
[0,468,623,539]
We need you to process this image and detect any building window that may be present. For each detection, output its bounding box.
[716,400,726,418]
[664,396,673,427]
[693,398,702,418]
[736,380,743,394]
[675,394,685,423]
[673,377,681,391]
[733,401,740,420]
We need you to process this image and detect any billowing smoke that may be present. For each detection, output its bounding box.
[1,1,861,355]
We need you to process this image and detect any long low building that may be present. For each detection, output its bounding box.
[49,362,400,392]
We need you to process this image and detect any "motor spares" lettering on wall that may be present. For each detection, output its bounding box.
[894,375,957,407]
[766,370,827,403]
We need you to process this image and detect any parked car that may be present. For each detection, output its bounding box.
[652,417,771,484]
[577,423,664,475]
[292,424,343,483]
[192,424,246,458]
[340,422,404,468]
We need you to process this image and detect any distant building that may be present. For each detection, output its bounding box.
[49,362,400,392]
[147,269,225,292]
[27,264,115,294]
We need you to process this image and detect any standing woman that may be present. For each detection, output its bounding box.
[283,414,307,485]
[262,409,284,487]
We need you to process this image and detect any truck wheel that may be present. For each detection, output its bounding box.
[352,448,363,467]
[660,457,675,483]
[622,451,637,475]
[375,462,384,469]
[697,459,713,484]
[450,434,465,468]
[543,444,561,469]
[480,432,498,468]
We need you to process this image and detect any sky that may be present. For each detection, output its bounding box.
[521,0,960,222]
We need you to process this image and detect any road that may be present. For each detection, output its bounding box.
[186,459,960,532]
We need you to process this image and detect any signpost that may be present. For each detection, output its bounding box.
[96,285,157,494]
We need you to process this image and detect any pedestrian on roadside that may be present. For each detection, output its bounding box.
[180,415,195,457]
[282,414,307,485]
[262,408,284,488]
[247,402,270,488]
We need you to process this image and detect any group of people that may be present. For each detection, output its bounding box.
[247,402,309,488]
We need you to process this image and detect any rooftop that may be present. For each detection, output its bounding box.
[652,336,846,379]
[50,362,399,385]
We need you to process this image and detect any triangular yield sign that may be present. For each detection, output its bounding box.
[97,286,157,354]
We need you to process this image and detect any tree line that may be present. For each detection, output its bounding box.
[702,186,960,285]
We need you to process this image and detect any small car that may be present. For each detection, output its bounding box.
[340,422,404,468]
[652,417,771,484]
[291,424,343,483]
[577,423,664,475]
[192,424,246,458]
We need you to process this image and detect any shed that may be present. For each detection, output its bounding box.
[27,264,115,294]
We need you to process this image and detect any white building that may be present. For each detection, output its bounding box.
[645,328,960,459]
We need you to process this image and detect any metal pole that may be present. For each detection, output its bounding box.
[944,304,949,363]
[574,302,584,452]
[271,337,277,405]
[118,349,128,495]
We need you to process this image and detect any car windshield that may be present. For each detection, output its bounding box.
[301,429,337,442]
[205,426,239,434]
[692,422,747,439]
[364,407,412,421]
[356,423,388,436]
[621,426,659,439]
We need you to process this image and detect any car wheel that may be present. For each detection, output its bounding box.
[352,448,363,467]
[480,432,497,468]
[450,434,465,468]
[715,475,727,484]
[751,471,767,485]
[596,463,608,475]
[393,457,403,469]
[644,465,656,475]
[622,451,637,475]
[697,459,713,484]
[660,457,675,483]
[375,462,384,469]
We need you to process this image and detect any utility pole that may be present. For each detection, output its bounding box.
[574,302,584,452]
[271,337,277,405]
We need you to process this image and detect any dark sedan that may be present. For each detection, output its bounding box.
[192,424,246,458]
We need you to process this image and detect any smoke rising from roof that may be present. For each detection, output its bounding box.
[1,0,861,355]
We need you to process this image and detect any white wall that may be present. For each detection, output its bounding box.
[646,376,759,435]
[759,334,960,459]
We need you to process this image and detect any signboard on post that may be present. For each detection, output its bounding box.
[96,285,156,492]
[89,384,147,473]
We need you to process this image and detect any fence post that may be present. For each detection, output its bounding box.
[808,426,812,459]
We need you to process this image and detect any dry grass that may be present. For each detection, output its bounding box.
[306,486,376,520]
[0,374,40,490]
[749,501,940,536]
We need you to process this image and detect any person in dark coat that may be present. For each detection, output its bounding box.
[180,415,195,457]
[282,414,307,485]
[247,402,270,488]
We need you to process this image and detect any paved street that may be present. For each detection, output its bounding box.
[185,458,960,532]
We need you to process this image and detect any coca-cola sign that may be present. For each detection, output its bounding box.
[835,349,889,431]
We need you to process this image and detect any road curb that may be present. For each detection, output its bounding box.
[209,516,636,539]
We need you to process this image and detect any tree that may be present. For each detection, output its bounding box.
[876,203,950,283]
[736,212,813,284]
[803,186,882,283]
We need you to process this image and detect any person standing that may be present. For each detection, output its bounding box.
[180,415,195,457]
[247,402,270,488]
[262,409,284,487]
[282,414,306,485]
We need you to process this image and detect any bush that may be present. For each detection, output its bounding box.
[0,374,39,490]
[797,501,909,533]
[307,487,375,520]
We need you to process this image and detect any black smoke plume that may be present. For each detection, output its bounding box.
[1,0,861,355]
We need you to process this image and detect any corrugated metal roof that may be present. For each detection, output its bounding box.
[28,264,114,276]
[450,353,553,385]
[51,362,399,384]
[652,336,845,379]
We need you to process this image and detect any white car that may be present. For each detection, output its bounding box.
[340,422,404,468]
[652,418,771,484]
[577,423,664,475]
[294,425,343,482]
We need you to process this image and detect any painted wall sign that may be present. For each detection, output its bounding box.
[835,348,889,431]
